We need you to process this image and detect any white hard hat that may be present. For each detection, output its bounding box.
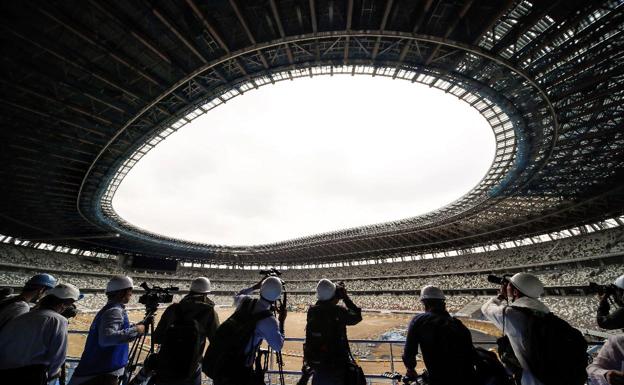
[420,285,446,300]
[509,272,544,298]
[48,283,83,301]
[190,277,211,293]
[614,274,624,290]
[106,275,134,293]
[316,279,336,301]
[260,276,283,302]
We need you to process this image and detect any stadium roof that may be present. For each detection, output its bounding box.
[1,0,623,265]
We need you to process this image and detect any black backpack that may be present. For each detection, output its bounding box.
[429,316,477,382]
[156,302,213,381]
[303,304,348,367]
[473,347,514,385]
[515,307,588,385]
[202,298,272,381]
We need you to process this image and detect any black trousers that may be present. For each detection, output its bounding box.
[0,364,47,385]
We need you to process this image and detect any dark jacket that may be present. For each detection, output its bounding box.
[403,310,476,385]
[153,295,219,348]
[304,297,362,366]
[597,298,624,330]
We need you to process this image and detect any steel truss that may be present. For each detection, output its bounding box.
[0,0,622,264]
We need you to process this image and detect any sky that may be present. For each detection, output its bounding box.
[113,75,495,246]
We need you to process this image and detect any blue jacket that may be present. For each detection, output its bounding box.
[73,302,134,376]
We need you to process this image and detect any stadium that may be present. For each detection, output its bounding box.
[0,0,623,384]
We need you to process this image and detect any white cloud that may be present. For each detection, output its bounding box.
[113,75,495,245]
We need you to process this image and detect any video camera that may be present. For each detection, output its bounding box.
[138,282,178,310]
[587,282,618,296]
[259,267,282,278]
[487,274,512,285]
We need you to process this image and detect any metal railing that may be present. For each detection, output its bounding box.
[59,334,605,385]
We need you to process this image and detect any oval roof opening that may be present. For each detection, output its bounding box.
[113,75,495,246]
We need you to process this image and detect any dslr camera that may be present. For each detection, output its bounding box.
[487,274,512,285]
[587,282,618,296]
[138,282,178,310]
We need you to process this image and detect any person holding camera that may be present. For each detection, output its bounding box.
[70,276,147,385]
[0,273,57,331]
[0,283,82,385]
[304,279,362,385]
[481,273,550,385]
[151,277,220,385]
[402,285,476,385]
[586,274,624,385]
[596,274,624,330]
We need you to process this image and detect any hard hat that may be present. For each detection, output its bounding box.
[106,275,134,293]
[614,274,624,290]
[316,279,336,301]
[48,283,83,301]
[420,285,446,300]
[26,273,57,289]
[190,277,211,293]
[260,276,283,302]
[509,272,544,298]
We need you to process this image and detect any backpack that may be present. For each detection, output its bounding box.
[515,307,588,385]
[473,347,514,385]
[303,304,349,367]
[202,298,272,381]
[156,301,213,381]
[429,316,477,382]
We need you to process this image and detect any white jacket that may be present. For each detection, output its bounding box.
[587,335,624,385]
[481,296,550,385]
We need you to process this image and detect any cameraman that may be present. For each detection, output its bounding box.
[304,279,362,385]
[152,277,220,385]
[596,274,624,330]
[70,276,147,385]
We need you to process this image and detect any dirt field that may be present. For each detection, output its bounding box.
[68,307,496,381]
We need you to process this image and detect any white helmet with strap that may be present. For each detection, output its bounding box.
[190,277,211,293]
[316,279,337,301]
[614,274,624,290]
[106,275,134,293]
[509,272,544,298]
[260,276,283,302]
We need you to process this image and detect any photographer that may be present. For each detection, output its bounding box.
[304,279,362,385]
[0,283,82,385]
[481,273,549,385]
[596,274,624,330]
[0,273,57,331]
[70,276,147,385]
[151,277,220,385]
[402,285,476,385]
[204,275,286,385]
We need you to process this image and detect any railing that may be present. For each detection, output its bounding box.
[59,335,605,385]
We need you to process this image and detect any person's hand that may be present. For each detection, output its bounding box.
[606,370,624,385]
[498,282,508,300]
[135,324,146,335]
[335,285,347,300]
[252,279,263,291]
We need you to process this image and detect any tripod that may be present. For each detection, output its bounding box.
[269,293,287,385]
[120,307,157,385]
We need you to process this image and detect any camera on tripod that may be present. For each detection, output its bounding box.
[587,282,618,296]
[138,282,178,310]
[259,267,282,278]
